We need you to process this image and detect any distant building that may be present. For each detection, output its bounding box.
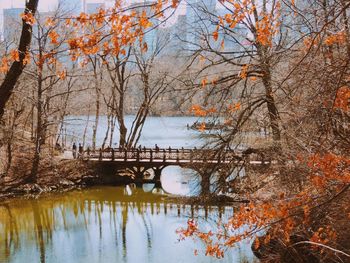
[165,14,187,56]
[86,3,106,14]
[127,1,161,55]
[158,0,219,56]
[58,0,83,15]
[215,7,248,52]
[280,1,309,42]
[185,0,216,50]
[33,11,56,36]
[3,8,23,43]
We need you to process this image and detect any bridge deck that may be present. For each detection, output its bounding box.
[65,147,273,166]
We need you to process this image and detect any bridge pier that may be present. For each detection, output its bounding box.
[152,166,165,183]
[130,166,146,183]
[216,167,233,194]
[125,165,167,185]
[201,173,211,196]
[197,166,217,196]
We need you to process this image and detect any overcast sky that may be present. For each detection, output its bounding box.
[0,0,106,11]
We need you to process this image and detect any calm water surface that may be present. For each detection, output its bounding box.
[0,117,258,262]
[0,187,257,263]
[63,116,207,148]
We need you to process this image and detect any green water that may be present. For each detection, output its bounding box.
[0,186,257,263]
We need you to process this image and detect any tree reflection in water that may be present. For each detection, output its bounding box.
[0,186,257,263]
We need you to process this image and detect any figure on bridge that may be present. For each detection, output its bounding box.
[78,143,83,158]
[72,143,77,159]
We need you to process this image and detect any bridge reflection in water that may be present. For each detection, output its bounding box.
[0,186,257,263]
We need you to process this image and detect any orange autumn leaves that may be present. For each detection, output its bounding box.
[178,152,349,258]
[307,153,350,188]
[189,102,240,131]
[1,0,167,76]
[303,31,348,51]
[64,3,158,61]
[176,219,223,258]
[10,50,20,62]
[255,11,281,47]
[334,86,350,112]
[324,31,347,46]
[48,31,59,45]
[212,0,282,47]
[21,11,35,25]
[189,102,240,118]
[0,50,30,73]
[178,198,309,258]
[189,105,217,131]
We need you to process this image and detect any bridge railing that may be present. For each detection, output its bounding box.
[81,147,243,163]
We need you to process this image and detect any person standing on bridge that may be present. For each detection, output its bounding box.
[78,143,83,159]
[155,144,159,152]
[72,143,77,159]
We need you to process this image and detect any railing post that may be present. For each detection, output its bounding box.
[150,149,153,162]
[111,148,115,161]
[136,149,140,162]
[176,149,179,163]
[163,149,166,162]
[99,148,102,161]
[124,149,127,161]
[190,150,193,163]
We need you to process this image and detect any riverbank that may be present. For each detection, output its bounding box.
[0,159,95,200]
[0,157,245,205]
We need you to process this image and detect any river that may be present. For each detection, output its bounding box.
[0,116,258,263]
[62,115,204,148]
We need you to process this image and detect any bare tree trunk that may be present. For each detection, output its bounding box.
[6,142,12,174]
[118,95,127,148]
[0,0,39,121]
[41,78,53,146]
[102,51,131,149]
[30,66,43,182]
[5,108,22,174]
[82,108,90,148]
[341,0,350,58]
[55,78,74,145]
[109,114,116,147]
[30,88,35,140]
[102,111,111,149]
[92,69,100,150]
[261,66,281,142]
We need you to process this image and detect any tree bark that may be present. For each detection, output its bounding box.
[102,111,111,149]
[92,63,100,150]
[109,114,116,147]
[30,63,43,182]
[0,0,39,121]
[261,66,281,142]
[118,94,127,148]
